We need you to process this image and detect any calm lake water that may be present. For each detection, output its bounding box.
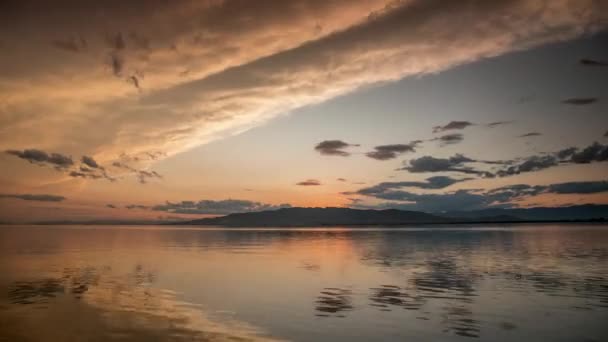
[0,224,607,341]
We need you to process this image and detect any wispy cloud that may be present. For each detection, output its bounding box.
[432,121,474,133]
[518,132,542,138]
[580,58,608,67]
[296,179,322,186]
[562,98,598,105]
[0,193,66,202]
[1,0,604,167]
[431,133,464,146]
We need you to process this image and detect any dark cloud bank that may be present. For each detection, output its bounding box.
[0,193,66,202]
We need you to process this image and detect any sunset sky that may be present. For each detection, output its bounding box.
[1,0,607,222]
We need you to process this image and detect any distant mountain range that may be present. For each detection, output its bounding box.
[179,205,608,227]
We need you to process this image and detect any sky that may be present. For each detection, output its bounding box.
[0,0,607,222]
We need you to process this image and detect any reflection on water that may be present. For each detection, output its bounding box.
[0,225,607,341]
[315,288,353,317]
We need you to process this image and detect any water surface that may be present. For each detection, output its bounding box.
[0,224,607,341]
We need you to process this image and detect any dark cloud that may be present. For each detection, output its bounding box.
[151,199,292,215]
[69,170,102,179]
[548,181,608,194]
[106,204,117,209]
[366,141,421,160]
[518,132,542,138]
[561,98,598,105]
[81,155,102,169]
[569,142,608,164]
[349,176,473,197]
[401,154,492,177]
[351,180,608,212]
[137,170,162,184]
[486,121,513,128]
[0,193,66,202]
[296,179,321,186]
[432,133,463,146]
[354,189,489,212]
[432,121,474,133]
[126,204,149,210]
[337,178,347,182]
[580,58,608,67]
[314,140,358,156]
[496,142,608,177]
[6,149,73,168]
[496,155,558,177]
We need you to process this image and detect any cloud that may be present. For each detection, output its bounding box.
[0,193,66,202]
[136,170,162,184]
[432,121,474,133]
[126,204,149,210]
[151,199,292,215]
[314,140,358,156]
[496,155,558,177]
[518,132,542,138]
[2,0,605,169]
[349,176,472,196]
[365,141,421,160]
[401,154,493,177]
[6,149,73,168]
[568,142,608,164]
[562,98,598,105]
[350,179,608,212]
[547,180,608,194]
[337,178,347,182]
[431,133,463,146]
[496,142,608,176]
[580,58,608,67]
[296,179,322,186]
[106,204,117,209]
[486,121,514,128]
[81,155,102,169]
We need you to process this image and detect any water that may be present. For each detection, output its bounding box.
[0,224,607,341]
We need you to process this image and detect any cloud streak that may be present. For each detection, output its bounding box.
[152,199,292,215]
[0,193,66,202]
[1,0,605,168]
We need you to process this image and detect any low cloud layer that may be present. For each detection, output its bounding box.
[350,179,608,212]
[152,199,292,215]
[0,193,66,202]
[347,176,473,197]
